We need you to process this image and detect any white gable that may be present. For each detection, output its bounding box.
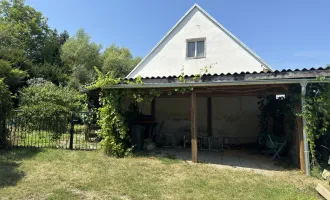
[127,4,272,79]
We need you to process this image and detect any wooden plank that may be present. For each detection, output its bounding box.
[191,90,198,163]
[296,103,305,173]
[316,184,330,200]
[207,97,212,136]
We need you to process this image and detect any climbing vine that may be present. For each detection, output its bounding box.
[257,81,330,167]
[88,66,212,157]
[302,82,330,166]
[257,86,299,151]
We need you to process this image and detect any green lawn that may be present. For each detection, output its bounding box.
[0,148,322,200]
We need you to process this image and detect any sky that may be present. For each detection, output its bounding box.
[25,0,330,70]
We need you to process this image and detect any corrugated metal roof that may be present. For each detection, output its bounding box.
[81,67,330,91]
[125,67,329,81]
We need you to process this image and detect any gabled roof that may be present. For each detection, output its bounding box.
[126,3,273,78]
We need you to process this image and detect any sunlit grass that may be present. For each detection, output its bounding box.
[0,148,322,200]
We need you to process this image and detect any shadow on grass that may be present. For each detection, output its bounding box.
[274,157,298,170]
[0,147,42,188]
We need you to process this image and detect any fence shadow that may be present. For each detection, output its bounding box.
[0,148,42,188]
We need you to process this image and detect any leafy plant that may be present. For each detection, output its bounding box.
[302,83,330,166]
[90,66,210,157]
[0,78,12,147]
[18,79,86,136]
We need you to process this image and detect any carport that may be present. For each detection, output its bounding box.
[95,67,330,175]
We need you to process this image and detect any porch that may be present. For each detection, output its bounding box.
[137,84,299,169]
[86,67,330,175]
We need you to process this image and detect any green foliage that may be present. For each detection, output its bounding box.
[0,0,70,91]
[0,78,12,147]
[31,62,68,85]
[310,163,322,179]
[88,67,121,90]
[90,66,210,157]
[0,0,49,64]
[0,78,12,116]
[0,19,32,71]
[98,90,132,157]
[60,29,102,86]
[102,44,141,78]
[89,68,145,157]
[18,79,86,135]
[302,83,330,166]
[0,59,27,90]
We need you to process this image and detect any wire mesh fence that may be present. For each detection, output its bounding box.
[6,111,101,150]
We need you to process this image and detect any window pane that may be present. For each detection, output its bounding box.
[187,42,195,57]
[197,41,204,57]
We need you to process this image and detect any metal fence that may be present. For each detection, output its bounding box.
[6,111,101,150]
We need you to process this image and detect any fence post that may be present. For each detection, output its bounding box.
[69,113,74,149]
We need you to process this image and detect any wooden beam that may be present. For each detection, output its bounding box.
[296,102,306,173]
[316,184,330,200]
[207,97,212,136]
[191,90,198,163]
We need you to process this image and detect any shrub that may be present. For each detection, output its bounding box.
[0,78,12,147]
[18,79,86,136]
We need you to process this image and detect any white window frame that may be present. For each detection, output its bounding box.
[186,38,206,59]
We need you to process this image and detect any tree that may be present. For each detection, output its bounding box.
[102,44,141,78]
[0,19,32,72]
[41,29,69,66]
[31,29,70,85]
[0,0,49,64]
[0,59,27,91]
[61,29,102,87]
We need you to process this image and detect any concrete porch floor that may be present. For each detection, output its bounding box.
[158,147,285,175]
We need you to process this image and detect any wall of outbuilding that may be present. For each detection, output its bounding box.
[142,96,260,144]
[139,95,299,165]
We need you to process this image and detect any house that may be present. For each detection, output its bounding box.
[87,4,330,175]
[127,4,272,79]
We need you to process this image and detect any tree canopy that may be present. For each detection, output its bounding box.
[0,0,140,92]
[0,0,141,149]
[102,44,141,78]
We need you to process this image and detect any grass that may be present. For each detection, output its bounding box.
[0,148,323,200]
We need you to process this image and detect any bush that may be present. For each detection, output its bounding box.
[18,79,86,135]
[0,78,12,147]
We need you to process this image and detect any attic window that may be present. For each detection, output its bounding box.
[187,39,205,58]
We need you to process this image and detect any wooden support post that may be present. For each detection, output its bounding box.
[296,102,305,173]
[191,90,198,163]
[207,97,212,137]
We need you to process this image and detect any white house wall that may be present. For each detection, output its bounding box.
[212,96,260,143]
[148,96,260,144]
[128,7,266,78]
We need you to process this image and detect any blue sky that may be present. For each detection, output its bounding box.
[26,0,330,70]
